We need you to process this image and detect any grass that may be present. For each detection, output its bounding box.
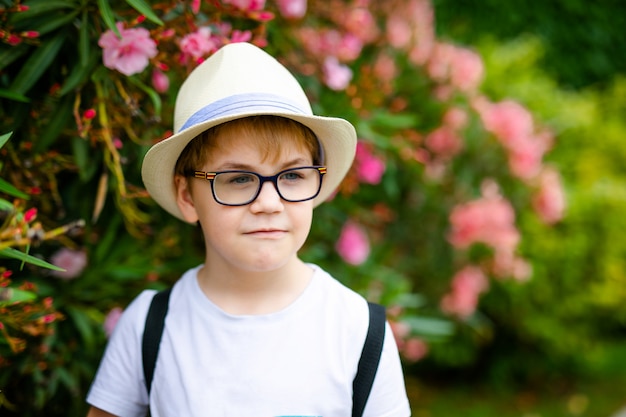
[404,343,626,417]
[406,375,626,417]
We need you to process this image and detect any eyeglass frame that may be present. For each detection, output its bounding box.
[186,166,327,206]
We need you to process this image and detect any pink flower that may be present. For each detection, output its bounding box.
[373,53,397,83]
[387,0,435,66]
[448,47,484,92]
[223,0,265,11]
[336,221,370,265]
[448,185,520,253]
[50,248,88,280]
[344,8,379,43]
[427,43,483,91]
[230,30,252,43]
[152,69,169,93]
[476,98,552,180]
[401,337,429,362]
[322,56,353,91]
[179,27,216,61]
[476,99,534,147]
[104,307,124,337]
[336,33,364,62]
[23,207,37,223]
[386,14,412,49]
[191,0,201,13]
[533,167,566,224]
[277,0,307,19]
[298,30,362,63]
[83,108,97,120]
[425,126,463,159]
[493,253,532,281]
[440,265,489,318]
[390,320,411,343]
[442,107,468,130]
[98,23,157,76]
[355,141,386,184]
[507,133,550,180]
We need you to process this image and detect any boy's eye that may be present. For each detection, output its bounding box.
[232,174,255,184]
[219,173,257,186]
[280,171,304,181]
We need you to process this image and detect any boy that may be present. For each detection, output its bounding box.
[86,42,411,416]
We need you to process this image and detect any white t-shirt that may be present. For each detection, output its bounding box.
[87,264,411,417]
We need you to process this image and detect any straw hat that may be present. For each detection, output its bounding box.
[141,42,357,221]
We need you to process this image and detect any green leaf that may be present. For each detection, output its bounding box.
[97,0,121,37]
[9,31,67,95]
[33,10,79,37]
[125,0,164,25]
[0,198,14,211]
[34,96,73,152]
[71,137,98,181]
[0,132,11,149]
[66,306,96,350]
[127,76,162,117]
[0,43,30,71]
[0,88,31,103]
[58,50,99,96]
[79,9,90,68]
[0,248,65,271]
[9,0,76,22]
[0,288,37,305]
[0,177,29,199]
[404,316,455,338]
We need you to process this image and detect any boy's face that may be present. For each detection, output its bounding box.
[175,129,315,274]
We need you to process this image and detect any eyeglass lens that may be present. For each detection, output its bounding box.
[213,167,322,205]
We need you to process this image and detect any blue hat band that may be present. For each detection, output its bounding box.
[180,93,310,132]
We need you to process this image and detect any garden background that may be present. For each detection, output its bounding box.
[1,0,625,415]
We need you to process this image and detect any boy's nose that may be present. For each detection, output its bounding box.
[250,181,284,212]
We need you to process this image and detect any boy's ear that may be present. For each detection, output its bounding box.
[174,175,200,223]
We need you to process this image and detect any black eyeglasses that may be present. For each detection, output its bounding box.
[188,166,326,206]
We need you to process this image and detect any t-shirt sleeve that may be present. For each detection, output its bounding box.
[86,290,156,417]
[362,321,412,417]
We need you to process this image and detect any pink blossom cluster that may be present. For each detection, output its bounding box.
[386,0,435,65]
[335,220,370,265]
[179,27,220,64]
[426,42,484,95]
[354,141,386,185]
[473,98,566,223]
[448,182,531,280]
[389,319,429,362]
[98,17,258,91]
[440,265,489,318]
[385,0,483,97]
[475,98,554,181]
[423,107,468,179]
[295,6,380,91]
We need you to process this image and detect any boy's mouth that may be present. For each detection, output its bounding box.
[244,228,287,237]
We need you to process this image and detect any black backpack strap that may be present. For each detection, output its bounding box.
[352,302,386,417]
[142,288,172,396]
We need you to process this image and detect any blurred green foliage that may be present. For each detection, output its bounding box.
[1,0,625,415]
[432,0,626,89]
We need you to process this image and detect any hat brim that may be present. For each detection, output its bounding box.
[141,111,356,222]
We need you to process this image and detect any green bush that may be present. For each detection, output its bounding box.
[0,0,592,414]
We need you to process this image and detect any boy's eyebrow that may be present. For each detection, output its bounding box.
[213,157,313,172]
